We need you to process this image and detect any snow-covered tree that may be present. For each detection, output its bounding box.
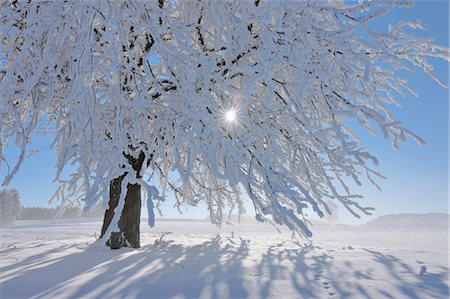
[0,188,21,224]
[0,0,448,248]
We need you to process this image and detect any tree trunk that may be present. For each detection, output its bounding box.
[100,152,145,249]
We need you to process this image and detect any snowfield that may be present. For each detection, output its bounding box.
[1,216,448,299]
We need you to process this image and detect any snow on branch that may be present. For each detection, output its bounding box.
[0,0,448,237]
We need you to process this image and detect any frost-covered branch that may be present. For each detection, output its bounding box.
[1,0,448,237]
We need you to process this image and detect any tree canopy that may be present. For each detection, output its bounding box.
[1,0,448,237]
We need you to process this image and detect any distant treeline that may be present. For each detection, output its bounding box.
[18,204,105,220]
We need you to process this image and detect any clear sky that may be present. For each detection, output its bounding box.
[1,1,448,225]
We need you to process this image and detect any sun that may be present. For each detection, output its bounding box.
[225,109,237,122]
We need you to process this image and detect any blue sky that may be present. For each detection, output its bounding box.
[1,1,448,224]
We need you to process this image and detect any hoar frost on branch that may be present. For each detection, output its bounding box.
[0,0,448,238]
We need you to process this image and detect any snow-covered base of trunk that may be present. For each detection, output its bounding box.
[101,176,141,249]
[0,219,448,298]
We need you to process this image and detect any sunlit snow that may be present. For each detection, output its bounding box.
[0,216,448,298]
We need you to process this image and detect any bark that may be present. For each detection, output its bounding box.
[100,152,145,249]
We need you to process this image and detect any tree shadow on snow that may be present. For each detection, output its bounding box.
[1,235,251,298]
[363,249,449,299]
[1,236,448,298]
[256,244,449,298]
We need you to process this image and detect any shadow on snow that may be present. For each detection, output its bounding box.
[1,236,448,298]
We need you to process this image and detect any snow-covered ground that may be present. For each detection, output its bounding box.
[1,216,448,299]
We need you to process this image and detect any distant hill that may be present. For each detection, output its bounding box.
[362,213,449,230]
